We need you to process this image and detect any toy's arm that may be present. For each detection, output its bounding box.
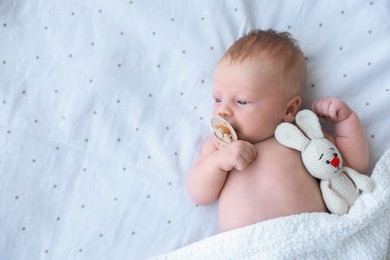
[320,180,349,215]
[343,167,375,192]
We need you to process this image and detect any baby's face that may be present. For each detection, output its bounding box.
[213,58,290,143]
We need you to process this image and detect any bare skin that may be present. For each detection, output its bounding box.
[187,58,369,232]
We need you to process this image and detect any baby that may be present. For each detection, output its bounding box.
[186,29,369,232]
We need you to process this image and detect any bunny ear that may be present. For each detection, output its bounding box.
[295,110,324,139]
[275,122,310,152]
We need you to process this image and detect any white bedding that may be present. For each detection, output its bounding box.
[1,0,389,259]
[154,148,390,259]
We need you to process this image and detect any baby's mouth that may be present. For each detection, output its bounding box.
[227,122,237,131]
[225,122,239,139]
[230,125,239,136]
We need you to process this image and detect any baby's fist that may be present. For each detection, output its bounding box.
[311,97,353,122]
[218,140,256,172]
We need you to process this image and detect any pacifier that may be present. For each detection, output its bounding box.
[211,116,238,145]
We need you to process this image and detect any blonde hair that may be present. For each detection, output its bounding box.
[222,29,306,97]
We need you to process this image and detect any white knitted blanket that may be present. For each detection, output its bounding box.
[153,148,390,260]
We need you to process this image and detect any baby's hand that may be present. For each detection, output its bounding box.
[217,140,256,172]
[311,97,353,122]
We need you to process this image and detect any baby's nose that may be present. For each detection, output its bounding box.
[218,110,229,117]
[218,104,232,118]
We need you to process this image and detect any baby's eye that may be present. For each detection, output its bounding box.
[214,97,222,103]
[237,100,247,105]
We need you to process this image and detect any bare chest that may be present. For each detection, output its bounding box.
[218,138,325,231]
[227,138,307,184]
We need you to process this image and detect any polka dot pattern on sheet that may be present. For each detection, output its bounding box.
[0,0,389,259]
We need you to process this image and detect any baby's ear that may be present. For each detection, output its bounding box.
[275,122,310,152]
[283,95,302,123]
[295,110,324,139]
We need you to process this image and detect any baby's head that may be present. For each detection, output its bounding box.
[213,29,307,143]
[222,29,306,97]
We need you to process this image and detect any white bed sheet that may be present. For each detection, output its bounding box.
[1,0,389,259]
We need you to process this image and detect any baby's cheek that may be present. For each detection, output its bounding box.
[212,106,218,116]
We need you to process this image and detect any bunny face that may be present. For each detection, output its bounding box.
[275,109,345,181]
[302,139,343,180]
[275,109,375,215]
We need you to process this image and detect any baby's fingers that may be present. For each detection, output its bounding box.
[312,97,352,122]
[312,98,338,121]
[234,154,253,171]
[234,143,256,170]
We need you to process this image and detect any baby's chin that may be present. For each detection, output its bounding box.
[238,133,272,144]
[237,133,255,143]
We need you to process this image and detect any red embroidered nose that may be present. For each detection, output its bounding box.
[330,156,340,167]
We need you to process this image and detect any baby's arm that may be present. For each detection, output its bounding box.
[186,136,256,205]
[311,97,369,174]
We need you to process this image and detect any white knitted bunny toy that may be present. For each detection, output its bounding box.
[275,109,375,215]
